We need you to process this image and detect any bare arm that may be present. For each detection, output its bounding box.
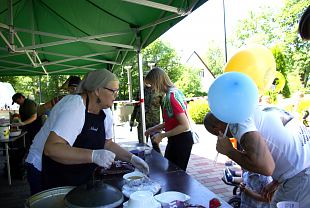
[161,113,189,138]
[152,113,190,144]
[104,139,133,162]
[43,131,93,164]
[22,113,38,125]
[221,131,275,176]
[145,123,165,136]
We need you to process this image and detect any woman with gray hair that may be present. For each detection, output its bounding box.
[25,69,149,194]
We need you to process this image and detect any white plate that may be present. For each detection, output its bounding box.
[122,177,161,198]
[10,130,21,137]
[154,191,190,204]
[123,200,161,208]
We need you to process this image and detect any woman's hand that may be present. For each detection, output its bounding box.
[151,133,163,144]
[145,127,154,137]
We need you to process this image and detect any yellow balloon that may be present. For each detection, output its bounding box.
[273,71,286,92]
[224,44,276,94]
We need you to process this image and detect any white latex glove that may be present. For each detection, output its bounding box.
[92,149,116,169]
[130,155,150,174]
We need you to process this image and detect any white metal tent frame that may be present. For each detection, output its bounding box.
[0,0,204,143]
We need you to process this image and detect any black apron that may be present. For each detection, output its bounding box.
[42,95,106,189]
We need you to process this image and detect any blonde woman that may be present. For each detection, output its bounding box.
[144,67,193,170]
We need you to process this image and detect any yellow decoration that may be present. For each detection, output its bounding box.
[224,44,276,94]
[273,71,286,92]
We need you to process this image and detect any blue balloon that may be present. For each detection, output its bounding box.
[208,72,259,123]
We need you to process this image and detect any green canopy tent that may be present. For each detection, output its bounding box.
[0,0,207,76]
[0,0,208,142]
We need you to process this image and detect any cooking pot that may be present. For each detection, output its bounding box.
[25,181,123,208]
[64,180,124,208]
[24,186,74,208]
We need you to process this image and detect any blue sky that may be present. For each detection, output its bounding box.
[160,0,282,62]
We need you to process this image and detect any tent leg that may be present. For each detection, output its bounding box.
[137,51,146,144]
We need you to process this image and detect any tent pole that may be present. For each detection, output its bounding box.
[222,0,228,63]
[31,0,36,63]
[122,0,185,15]
[137,51,146,144]
[38,76,42,104]
[124,65,133,102]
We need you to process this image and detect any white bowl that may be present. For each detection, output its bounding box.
[154,191,190,204]
[277,201,299,208]
[123,191,161,208]
[123,171,145,182]
[10,130,22,137]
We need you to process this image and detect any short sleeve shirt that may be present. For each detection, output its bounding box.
[26,94,114,171]
[19,98,37,121]
[230,107,310,181]
[163,92,187,131]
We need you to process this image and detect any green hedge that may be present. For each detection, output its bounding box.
[188,99,210,124]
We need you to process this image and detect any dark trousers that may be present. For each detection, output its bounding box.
[165,131,193,171]
[26,162,42,195]
[6,139,26,179]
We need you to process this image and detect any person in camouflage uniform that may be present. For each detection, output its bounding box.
[130,84,163,153]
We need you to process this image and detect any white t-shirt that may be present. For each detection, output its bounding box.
[230,107,310,182]
[26,95,113,171]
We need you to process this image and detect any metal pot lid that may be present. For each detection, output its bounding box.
[64,181,123,208]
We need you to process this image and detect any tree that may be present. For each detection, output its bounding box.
[143,40,183,82]
[202,40,225,77]
[120,40,192,100]
[0,75,69,104]
[229,0,309,96]
[272,45,291,98]
[231,5,282,49]
[278,0,310,88]
[175,66,204,98]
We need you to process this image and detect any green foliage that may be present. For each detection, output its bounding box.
[278,0,310,88]
[175,66,205,98]
[271,45,291,98]
[231,6,282,49]
[120,40,202,100]
[229,0,309,97]
[287,71,303,94]
[118,39,184,101]
[143,40,183,82]
[188,99,210,124]
[264,91,278,104]
[0,75,71,104]
[202,41,225,77]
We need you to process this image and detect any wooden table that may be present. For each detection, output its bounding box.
[101,142,231,207]
[0,131,27,185]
